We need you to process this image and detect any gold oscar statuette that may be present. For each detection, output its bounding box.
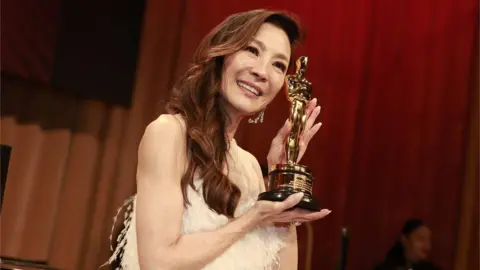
[257,56,320,211]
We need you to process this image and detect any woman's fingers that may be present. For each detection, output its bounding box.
[296,209,331,221]
[304,105,321,132]
[296,117,322,163]
[305,98,317,119]
[277,192,304,212]
[272,208,332,223]
[303,122,322,145]
[272,119,291,144]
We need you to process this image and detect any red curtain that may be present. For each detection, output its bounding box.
[170,0,478,269]
[1,0,477,269]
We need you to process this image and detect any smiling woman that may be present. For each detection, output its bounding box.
[105,9,331,270]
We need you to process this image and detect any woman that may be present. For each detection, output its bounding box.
[375,219,440,270]
[106,9,331,270]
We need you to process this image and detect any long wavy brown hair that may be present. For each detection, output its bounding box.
[165,9,303,217]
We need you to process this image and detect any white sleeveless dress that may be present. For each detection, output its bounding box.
[105,139,289,270]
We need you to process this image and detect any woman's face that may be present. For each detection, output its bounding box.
[220,22,291,117]
[402,225,432,262]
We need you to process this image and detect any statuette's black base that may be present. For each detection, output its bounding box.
[257,164,320,211]
[258,189,320,211]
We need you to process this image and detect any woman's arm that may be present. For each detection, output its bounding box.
[248,153,300,270]
[135,115,260,270]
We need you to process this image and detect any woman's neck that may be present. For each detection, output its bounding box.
[225,115,241,141]
[219,100,244,141]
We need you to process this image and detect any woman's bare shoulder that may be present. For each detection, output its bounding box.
[139,114,187,160]
[137,114,188,184]
[146,113,186,136]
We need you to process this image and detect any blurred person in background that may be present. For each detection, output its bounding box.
[375,218,440,270]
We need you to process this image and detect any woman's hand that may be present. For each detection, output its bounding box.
[249,192,331,227]
[266,98,322,169]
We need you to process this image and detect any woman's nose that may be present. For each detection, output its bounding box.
[250,61,268,82]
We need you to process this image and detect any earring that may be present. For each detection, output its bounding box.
[248,110,265,124]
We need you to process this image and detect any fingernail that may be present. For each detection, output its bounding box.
[296,192,304,198]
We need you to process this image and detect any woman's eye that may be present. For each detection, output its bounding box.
[274,62,287,72]
[246,46,259,56]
